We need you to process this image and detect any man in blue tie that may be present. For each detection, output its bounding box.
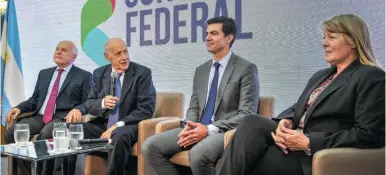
[58,38,156,175]
[142,16,260,175]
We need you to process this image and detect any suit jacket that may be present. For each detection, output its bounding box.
[276,59,385,175]
[85,62,156,128]
[16,65,93,119]
[186,53,260,132]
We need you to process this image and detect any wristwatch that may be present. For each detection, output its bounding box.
[304,134,312,156]
[180,120,187,128]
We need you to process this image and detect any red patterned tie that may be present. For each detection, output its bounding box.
[43,69,64,124]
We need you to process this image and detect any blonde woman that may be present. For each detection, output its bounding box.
[216,14,385,175]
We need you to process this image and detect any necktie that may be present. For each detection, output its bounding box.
[43,69,64,124]
[107,73,122,128]
[200,62,220,125]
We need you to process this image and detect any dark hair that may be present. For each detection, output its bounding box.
[207,16,237,47]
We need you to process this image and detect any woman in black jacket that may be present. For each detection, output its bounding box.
[215,14,385,175]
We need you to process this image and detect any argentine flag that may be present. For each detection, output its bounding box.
[1,0,24,126]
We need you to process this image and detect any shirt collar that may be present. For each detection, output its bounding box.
[212,50,232,68]
[112,67,125,76]
[56,64,73,72]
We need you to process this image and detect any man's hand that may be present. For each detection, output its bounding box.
[271,119,293,154]
[177,122,194,138]
[100,125,118,139]
[6,108,21,123]
[176,122,194,147]
[65,109,83,123]
[177,121,208,148]
[276,127,308,151]
[104,95,119,109]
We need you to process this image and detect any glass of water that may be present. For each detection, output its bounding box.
[14,124,30,146]
[68,124,84,140]
[68,124,84,149]
[53,122,67,130]
[52,123,70,151]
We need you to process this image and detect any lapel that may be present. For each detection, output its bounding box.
[102,66,113,96]
[40,67,56,101]
[302,60,361,127]
[293,68,335,128]
[197,61,211,116]
[119,63,135,106]
[58,66,77,95]
[213,54,237,114]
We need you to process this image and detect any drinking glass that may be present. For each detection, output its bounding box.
[68,124,84,140]
[53,122,67,130]
[14,124,30,146]
[69,124,84,149]
[52,123,69,151]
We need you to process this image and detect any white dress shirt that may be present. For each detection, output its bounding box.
[205,51,232,135]
[39,64,73,115]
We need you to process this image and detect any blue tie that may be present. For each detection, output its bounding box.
[107,73,122,128]
[200,62,221,125]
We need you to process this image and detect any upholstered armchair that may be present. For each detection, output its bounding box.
[84,92,185,175]
[222,131,385,175]
[155,95,385,175]
[312,147,385,175]
[222,117,385,175]
[154,96,275,167]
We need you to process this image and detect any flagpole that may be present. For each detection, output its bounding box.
[0,0,6,145]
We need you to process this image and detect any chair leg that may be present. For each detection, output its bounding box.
[84,155,107,175]
[8,156,13,175]
[138,155,145,175]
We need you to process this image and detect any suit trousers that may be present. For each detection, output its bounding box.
[5,114,65,143]
[142,128,224,175]
[53,121,138,175]
[215,114,304,175]
[5,115,65,175]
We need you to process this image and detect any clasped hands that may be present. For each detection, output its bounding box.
[271,119,309,154]
[177,121,208,148]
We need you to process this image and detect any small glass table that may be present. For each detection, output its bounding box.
[1,140,113,175]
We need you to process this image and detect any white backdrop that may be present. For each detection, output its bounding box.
[15,0,385,117]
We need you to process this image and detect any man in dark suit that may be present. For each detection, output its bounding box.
[5,40,92,141]
[5,40,92,174]
[78,38,156,175]
[142,16,259,175]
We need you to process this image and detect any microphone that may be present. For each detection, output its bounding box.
[78,138,111,146]
[110,71,118,96]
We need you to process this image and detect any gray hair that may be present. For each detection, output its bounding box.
[104,38,125,53]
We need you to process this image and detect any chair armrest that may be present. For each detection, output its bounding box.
[8,113,95,130]
[6,112,35,129]
[224,129,236,148]
[155,118,181,134]
[313,147,385,175]
[83,114,98,122]
[137,117,179,156]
